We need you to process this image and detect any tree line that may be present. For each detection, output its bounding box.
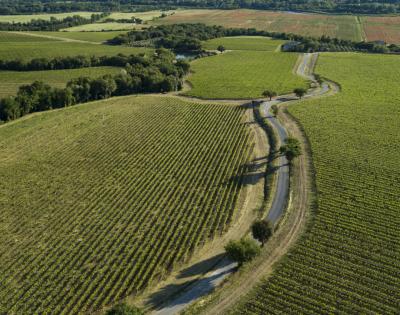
[1,0,400,15]
[107,23,400,54]
[0,53,177,71]
[0,13,108,31]
[0,49,190,123]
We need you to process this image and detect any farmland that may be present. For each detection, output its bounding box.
[185,46,307,99]
[0,67,122,97]
[32,31,127,42]
[0,41,149,61]
[0,31,57,42]
[361,16,400,43]
[61,22,141,32]
[231,53,400,313]
[157,9,363,41]
[203,36,285,51]
[0,94,253,314]
[0,11,98,23]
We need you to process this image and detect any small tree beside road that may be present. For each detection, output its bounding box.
[294,88,307,99]
[251,220,273,246]
[262,90,277,101]
[225,238,261,267]
[279,137,302,162]
[217,45,226,53]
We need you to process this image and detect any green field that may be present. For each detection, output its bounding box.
[0,12,99,23]
[232,53,400,313]
[186,48,307,99]
[61,22,141,32]
[0,95,253,314]
[0,41,150,61]
[0,67,122,97]
[203,37,285,51]
[32,31,127,42]
[0,31,58,42]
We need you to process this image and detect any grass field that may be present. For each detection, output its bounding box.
[32,31,127,42]
[0,31,58,42]
[61,22,142,32]
[0,67,122,97]
[185,44,307,99]
[0,94,253,314]
[106,10,174,21]
[0,41,150,61]
[232,53,400,313]
[203,36,285,51]
[0,12,98,23]
[157,9,363,41]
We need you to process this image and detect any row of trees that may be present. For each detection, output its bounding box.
[107,23,400,54]
[0,13,108,31]
[0,49,190,122]
[0,53,183,72]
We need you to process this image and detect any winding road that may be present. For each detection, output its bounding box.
[151,53,335,315]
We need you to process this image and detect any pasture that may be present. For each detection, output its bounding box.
[157,9,363,41]
[0,31,57,42]
[0,12,98,23]
[0,94,253,314]
[203,36,285,51]
[185,48,307,99]
[0,41,150,61]
[61,22,141,32]
[0,67,122,97]
[232,53,400,313]
[32,31,127,43]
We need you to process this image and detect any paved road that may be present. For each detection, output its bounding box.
[152,53,332,315]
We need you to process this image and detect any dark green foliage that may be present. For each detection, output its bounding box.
[0,49,190,123]
[262,90,277,101]
[106,303,144,315]
[225,238,261,266]
[0,13,108,31]
[251,220,273,246]
[217,45,226,52]
[279,137,302,162]
[294,88,306,99]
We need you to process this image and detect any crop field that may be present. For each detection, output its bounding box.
[32,31,127,42]
[0,41,150,61]
[106,10,174,21]
[0,67,122,97]
[0,95,253,314]
[186,48,307,99]
[361,16,400,43]
[232,53,400,313]
[0,31,58,42]
[157,9,363,41]
[0,12,98,23]
[61,22,142,32]
[203,36,285,51]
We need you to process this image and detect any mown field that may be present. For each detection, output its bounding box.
[231,53,400,313]
[0,67,122,97]
[0,31,57,42]
[157,9,363,41]
[361,16,400,43]
[61,22,141,32]
[0,41,149,61]
[186,40,307,99]
[32,31,127,42]
[0,95,254,314]
[203,36,285,51]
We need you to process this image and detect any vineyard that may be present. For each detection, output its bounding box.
[185,47,308,99]
[0,95,254,314]
[231,53,400,313]
[0,66,122,97]
[0,40,150,61]
[203,36,285,51]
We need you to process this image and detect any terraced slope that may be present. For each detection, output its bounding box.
[231,53,400,314]
[0,95,253,314]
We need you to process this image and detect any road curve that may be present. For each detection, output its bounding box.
[151,53,332,315]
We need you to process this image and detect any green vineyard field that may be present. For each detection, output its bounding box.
[0,95,254,314]
[231,53,400,313]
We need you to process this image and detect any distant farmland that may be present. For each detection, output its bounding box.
[0,95,253,314]
[361,16,400,43]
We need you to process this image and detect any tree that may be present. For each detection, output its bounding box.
[217,45,226,53]
[106,303,144,315]
[262,90,277,101]
[279,137,302,162]
[294,88,307,99]
[225,238,261,267]
[0,97,20,121]
[271,104,278,117]
[251,220,273,246]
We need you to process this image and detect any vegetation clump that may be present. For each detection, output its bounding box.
[251,220,273,246]
[106,303,144,315]
[279,137,302,162]
[225,238,261,266]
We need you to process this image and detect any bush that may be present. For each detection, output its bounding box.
[106,303,144,315]
[225,238,261,266]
